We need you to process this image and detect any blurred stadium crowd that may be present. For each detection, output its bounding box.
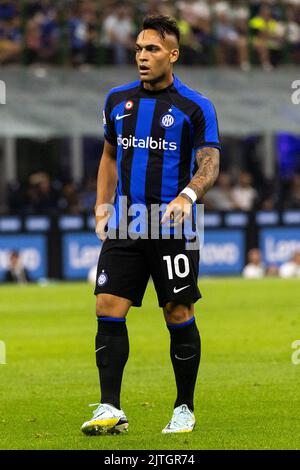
[242,247,300,277]
[5,170,300,214]
[3,245,300,282]
[1,0,300,69]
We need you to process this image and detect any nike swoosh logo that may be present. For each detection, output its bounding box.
[173,285,190,294]
[95,346,106,353]
[175,354,197,361]
[116,113,131,120]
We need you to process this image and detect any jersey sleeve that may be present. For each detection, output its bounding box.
[192,98,221,152]
[102,92,117,146]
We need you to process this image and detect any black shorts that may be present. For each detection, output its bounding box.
[94,238,201,308]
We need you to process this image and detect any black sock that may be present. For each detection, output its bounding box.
[167,317,201,412]
[95,317,129,410]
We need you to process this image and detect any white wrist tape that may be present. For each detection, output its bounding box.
[180,187,197,203]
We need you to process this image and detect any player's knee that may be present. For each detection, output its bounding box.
[96,295,112,316]
[164,302,194,324]
[95,294,130,318]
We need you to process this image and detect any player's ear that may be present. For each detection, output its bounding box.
[170,48,179,64]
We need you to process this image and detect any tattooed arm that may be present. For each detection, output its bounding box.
[183,147,220,202]
[161,147,220,225]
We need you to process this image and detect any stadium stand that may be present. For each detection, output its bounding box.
[0,0,300,67]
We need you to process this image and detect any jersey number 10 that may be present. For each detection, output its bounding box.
[163,255,190,280]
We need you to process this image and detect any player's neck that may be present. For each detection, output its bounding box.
[142,72,174,92]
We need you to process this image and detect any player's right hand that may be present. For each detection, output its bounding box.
[95,204,112,241]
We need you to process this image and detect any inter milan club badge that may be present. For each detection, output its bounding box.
[98,270,108,287]
[160,113,175,129]
[125,100,134,110]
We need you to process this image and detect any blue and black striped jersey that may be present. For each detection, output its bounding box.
[102,74,220,206]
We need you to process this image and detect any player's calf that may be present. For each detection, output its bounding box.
[164,307,201,421]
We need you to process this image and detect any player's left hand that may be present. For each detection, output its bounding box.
[161,195,192,226]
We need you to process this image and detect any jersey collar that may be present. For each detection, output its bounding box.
[139,73,180,94]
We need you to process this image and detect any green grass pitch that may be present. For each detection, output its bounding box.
[0,278,299,450]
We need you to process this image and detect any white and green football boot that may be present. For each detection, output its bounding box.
[162,404,195,434]
[81,403,128,436]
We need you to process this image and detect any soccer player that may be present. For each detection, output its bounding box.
[81,15,220,435]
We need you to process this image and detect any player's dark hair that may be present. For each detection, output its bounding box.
[142,15,180,45]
